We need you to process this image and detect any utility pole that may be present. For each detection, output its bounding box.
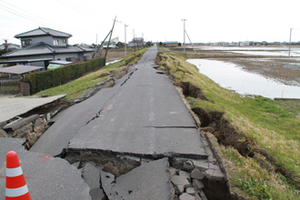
[289,28,292,57]
[105,16,121,59]
[94,34,98,59]
[185,30,196,53]
[181,19,187,52]
[133,29,136,52]
[124,24,128,56]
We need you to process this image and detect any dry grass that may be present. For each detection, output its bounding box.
[156,51,300,199]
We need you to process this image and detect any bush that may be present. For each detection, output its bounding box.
[25,57,105,94]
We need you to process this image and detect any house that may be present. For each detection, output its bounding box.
[128,37,144,48]
[165,41,178,47]
[1,27,94,69]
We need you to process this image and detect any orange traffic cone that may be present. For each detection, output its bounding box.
[5,151,31,200]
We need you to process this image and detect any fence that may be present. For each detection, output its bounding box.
[0,80,20,95]
[25,57,106,95]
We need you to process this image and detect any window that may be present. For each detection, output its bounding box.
[62,39,67,44]
[53,40,59,45]
[21,40,32,47]
[66,57,75,62]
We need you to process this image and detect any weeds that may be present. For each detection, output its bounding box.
[156,51,300,199]
[34,49,145,99]
[238,178,272,200]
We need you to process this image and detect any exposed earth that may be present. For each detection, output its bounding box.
[96,49,135,63]
[217,57,300,87]
[182,45,300,87]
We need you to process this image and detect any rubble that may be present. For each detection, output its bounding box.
[1,114,48,149]
[100,158,174,200]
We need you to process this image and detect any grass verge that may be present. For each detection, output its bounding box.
[156,51,300,199]
[34,49,146,99]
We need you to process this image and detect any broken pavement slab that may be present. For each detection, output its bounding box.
[30,68,137,157]
[82,162,105,200]
[0,138,91,200]
[0,94,66,122]
[68,48,207,159]
[101,158,174,200]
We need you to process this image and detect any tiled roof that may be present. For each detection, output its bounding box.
[1,42,94,58]
[15,27,72,38]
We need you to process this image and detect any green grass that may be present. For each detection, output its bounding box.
[157,51,300,199]
[34,49,145,99]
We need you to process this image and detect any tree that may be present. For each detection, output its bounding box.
[178,42,182,47]
[159,42,163,47]
[116,42,124,48]
[145,41,153,47]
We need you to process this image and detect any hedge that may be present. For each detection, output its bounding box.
[25,57,105,95]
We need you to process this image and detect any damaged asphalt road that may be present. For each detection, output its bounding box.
[68,47,207,159]
[31,46,207,159]
[26,47,224,199]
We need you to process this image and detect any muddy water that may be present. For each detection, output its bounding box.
[187,59,300,99]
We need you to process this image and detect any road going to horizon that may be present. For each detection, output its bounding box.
[68,47,207,158]
[29,46,209,199]
[32,46,207,159]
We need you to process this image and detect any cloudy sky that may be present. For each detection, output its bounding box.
[1,0,300,46]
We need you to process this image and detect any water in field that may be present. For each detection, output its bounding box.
[187,59,300,99]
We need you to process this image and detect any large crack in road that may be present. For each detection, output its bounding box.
[28,47,230,199]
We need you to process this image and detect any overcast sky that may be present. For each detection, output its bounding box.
[1,0,300,46]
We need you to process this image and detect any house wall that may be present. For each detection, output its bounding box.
[54,52,91,62]
[21,36,68,47]
[52,37,68,47]
[6,52,92,69]
[22,36,52,47]
[6,55,53,68]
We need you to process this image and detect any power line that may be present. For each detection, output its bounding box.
[0,0,59,26]
[0,4,44,24]
[0,0,111,35]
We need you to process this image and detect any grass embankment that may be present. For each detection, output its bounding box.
[156,51,300,199]
[34,49,146,99]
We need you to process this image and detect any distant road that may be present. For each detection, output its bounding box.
[31,46,207,159]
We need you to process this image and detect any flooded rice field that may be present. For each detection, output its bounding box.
[187,59,300,99]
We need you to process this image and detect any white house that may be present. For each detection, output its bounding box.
[1,27,94,69]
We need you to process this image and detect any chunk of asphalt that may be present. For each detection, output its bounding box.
[186,187,196,195]
[0,138,91,200]
[204,168,225,181]
[191,168,205,180]
[191,159,209,171]
[3,114,39,131]
[101,158,174,200]
[171,170,191,194]
[193,179,205,189]
[100,170,116,197]
[179,193,195,200]
[82,162,105,200]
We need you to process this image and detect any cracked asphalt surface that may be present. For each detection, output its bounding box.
[31,47,207,159]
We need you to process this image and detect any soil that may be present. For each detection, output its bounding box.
[173,46,300,87]
[217,57,300,87]
[95,49,135,63]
